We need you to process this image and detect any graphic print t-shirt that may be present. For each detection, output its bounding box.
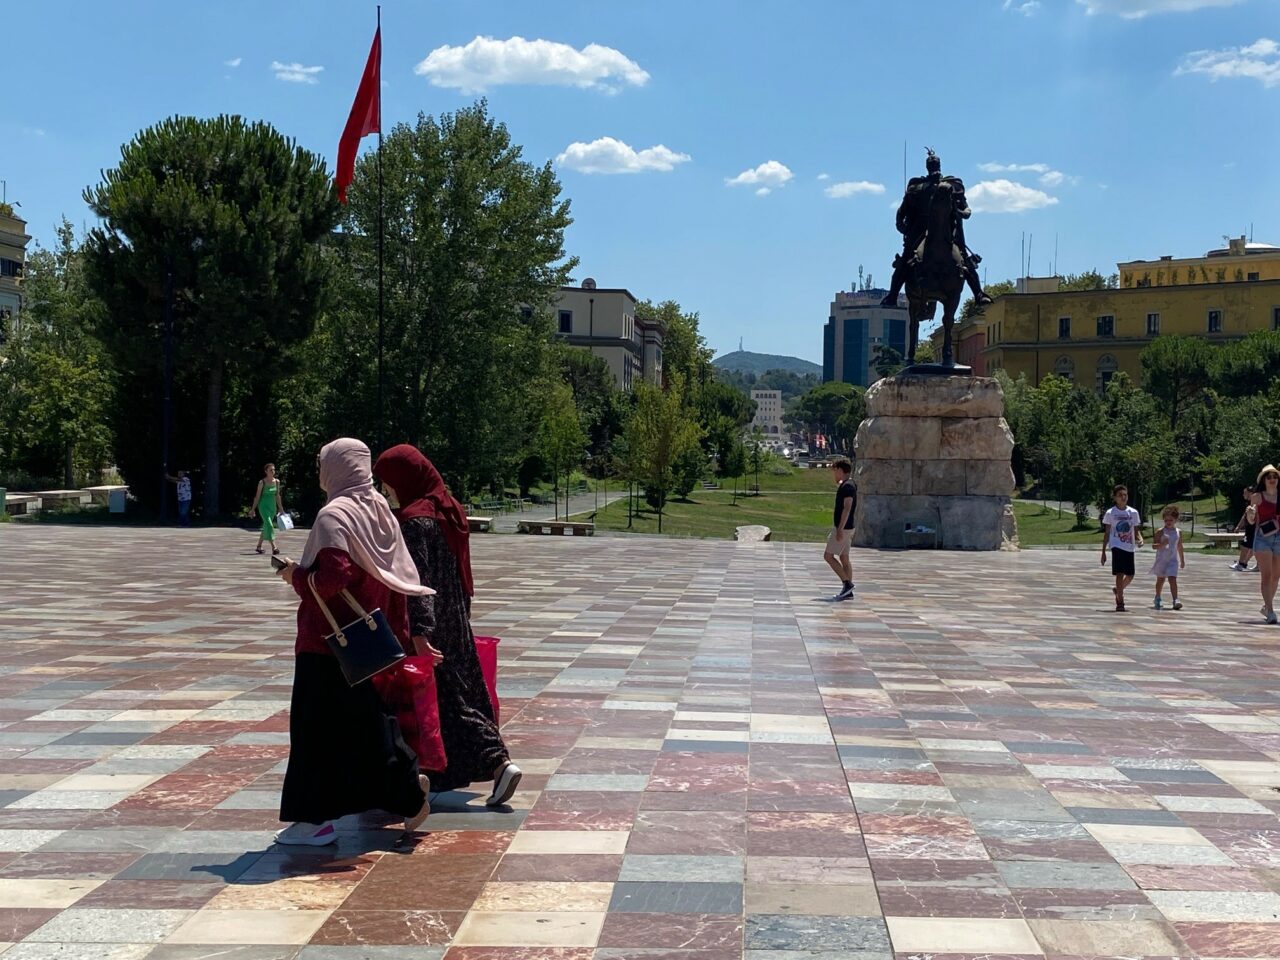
[1103,505,1140,552]
[177,478,192,502]
[834,480,857,530]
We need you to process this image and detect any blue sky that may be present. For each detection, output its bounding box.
[6,0,1278,362]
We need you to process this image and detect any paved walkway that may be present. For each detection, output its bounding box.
[490,490,628,532]
[2,527,1280,959]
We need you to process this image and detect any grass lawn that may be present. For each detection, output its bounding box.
[573,466,838,541]
[1012,497,1238,547]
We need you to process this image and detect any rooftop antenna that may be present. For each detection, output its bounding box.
[1054,233,1059,276]
[1028,235,1033,278]
[739,336,743,352]
[1021,232,1025,279]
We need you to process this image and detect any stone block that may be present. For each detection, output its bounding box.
[855,416,940,461]
[912,460,967,496]
[967,460,1016,497]
[937,497,1014,550]
[865,374,1005,419]
[854,494,937,548]
[854,494,1016,551]
[735,525,772,542]
[854,458,912,496]
[940,418,1015,461]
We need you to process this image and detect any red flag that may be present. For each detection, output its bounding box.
[336,27,381,204]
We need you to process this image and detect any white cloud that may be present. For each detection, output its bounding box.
[969,179,1059,213]
[1176,36,1280,87]
[979,161,1076,188]
[1076,0,1249,17]
[817,172,831,181]
[414,36,648,94]
[824,180,887,199]
[23,127,46,137]
[272,61,323,84]
[224,57,242,68]
[556,137,690,174]
[1003,0,1042,14]
[726,161,793,195]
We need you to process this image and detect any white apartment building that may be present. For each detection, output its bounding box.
[552,280,664,390]
[750,389,784,436]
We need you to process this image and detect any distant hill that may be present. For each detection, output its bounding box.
[712,351,822,377]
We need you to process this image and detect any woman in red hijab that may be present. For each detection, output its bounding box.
[375,444,522,806]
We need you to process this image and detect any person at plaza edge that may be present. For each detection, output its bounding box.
[1232,485,1258,572]
[375,443,523,806]
[165,470,192,526]
[251,462,285,555]
[823,457,857,601]
[272,438,434,845]
[1247,465,1280,624]
[1101,483,1143,612]
[1149,504,1186,611]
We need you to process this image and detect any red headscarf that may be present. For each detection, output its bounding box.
[374,445,474,597]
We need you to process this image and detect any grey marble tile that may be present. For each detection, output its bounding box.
[995,859,1137,890]
[619,854,745,883]
[117,852,261,881]
[745,915,891,953]
[1066,806,1185,826]
[609,881,743,913]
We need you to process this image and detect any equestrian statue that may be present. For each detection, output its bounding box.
[880,149,992,370]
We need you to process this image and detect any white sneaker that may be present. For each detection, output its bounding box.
[486,762,523,807]
[274,821,337,846]
[1268,610,1278,626]
[1230,562,1246,571]
[405,774,431,833]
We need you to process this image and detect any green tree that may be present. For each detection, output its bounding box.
[1211,330,1280,398]
[624,374,703,531]
[1140,335,1214,430]
[536,381,588,520]
[321,103,577,501]
[0,219,114,488]
[558,346,629,460]
[872,344,905,380]
[960,279,1016,321]
[673,445,707,500]
[641,300,714,396]
[1059,270,1119,292]
[83,115,338,514]
[795,381,856,449]
[834,386,868,453]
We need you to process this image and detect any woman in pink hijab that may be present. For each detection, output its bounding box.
[272,438,434,846]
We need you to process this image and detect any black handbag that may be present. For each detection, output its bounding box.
[308,573,406,686]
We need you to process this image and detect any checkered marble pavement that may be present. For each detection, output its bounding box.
[3,526,1280,960]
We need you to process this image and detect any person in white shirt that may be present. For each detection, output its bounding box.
[165,470,193,527]
[1101,483,1143,612]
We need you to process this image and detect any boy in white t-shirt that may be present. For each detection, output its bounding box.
[1101,483,1143,612]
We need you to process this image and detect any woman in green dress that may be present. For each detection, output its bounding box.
[251,463,285,555]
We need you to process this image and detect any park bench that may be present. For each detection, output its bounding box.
[35,489,92,507]
[83,485,129,513]
[467,516,494,533]
[517,519,594,536]
[4,494,41,515]
[1204,531,1245,547]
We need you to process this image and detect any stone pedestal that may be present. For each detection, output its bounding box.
[853,375,1018,551]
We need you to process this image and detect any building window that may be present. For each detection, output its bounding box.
[1248,272,1260,281]
[558,310,572,334]
[0,259,22,279]
[1146,313,1160,336]
[1208,309,1222,333]
[1096,315,1115,337]
[1058,316,1071,339]
[1273,306,1280,331]
[1054,355,1075,382]
[1096,354,1118,392]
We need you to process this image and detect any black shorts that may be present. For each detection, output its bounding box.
[1244,524,1256,549]
[1111,549,1136,577]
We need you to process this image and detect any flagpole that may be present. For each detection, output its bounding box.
[376,4,385,452]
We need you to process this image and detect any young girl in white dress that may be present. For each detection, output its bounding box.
[1151,504,1186,610]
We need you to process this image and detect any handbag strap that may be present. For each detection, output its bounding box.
[306,573,378,643]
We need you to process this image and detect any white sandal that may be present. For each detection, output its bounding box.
[405,774,431,833]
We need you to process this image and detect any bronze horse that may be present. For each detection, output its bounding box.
[905,181,967,368]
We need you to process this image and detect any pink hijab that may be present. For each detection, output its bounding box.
[300,438,433,598]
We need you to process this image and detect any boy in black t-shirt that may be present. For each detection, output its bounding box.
[825,458,857,600]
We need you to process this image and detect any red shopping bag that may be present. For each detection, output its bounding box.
[373,656,447,773]
[473,635,500,725]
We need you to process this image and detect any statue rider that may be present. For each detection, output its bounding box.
[880,149,992,309]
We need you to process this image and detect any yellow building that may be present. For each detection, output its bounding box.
[983,238,1280,389]
[0,203,30,340]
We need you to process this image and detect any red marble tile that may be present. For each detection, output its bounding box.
[598,913,743,951]
[340,854,498,911]
[876,883,1022,918]
[444,950,594,960]
[1125,864,1271,891]
[409,831,516,856]
[310,909,466,946]
[1174,922,1280,958]
[491,855,622,882]
[0,851,141,879]
[0,908,59,941]
[626,811,746,856]
[77,878,226,909]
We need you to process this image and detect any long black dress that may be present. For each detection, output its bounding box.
[402,516,509,792]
